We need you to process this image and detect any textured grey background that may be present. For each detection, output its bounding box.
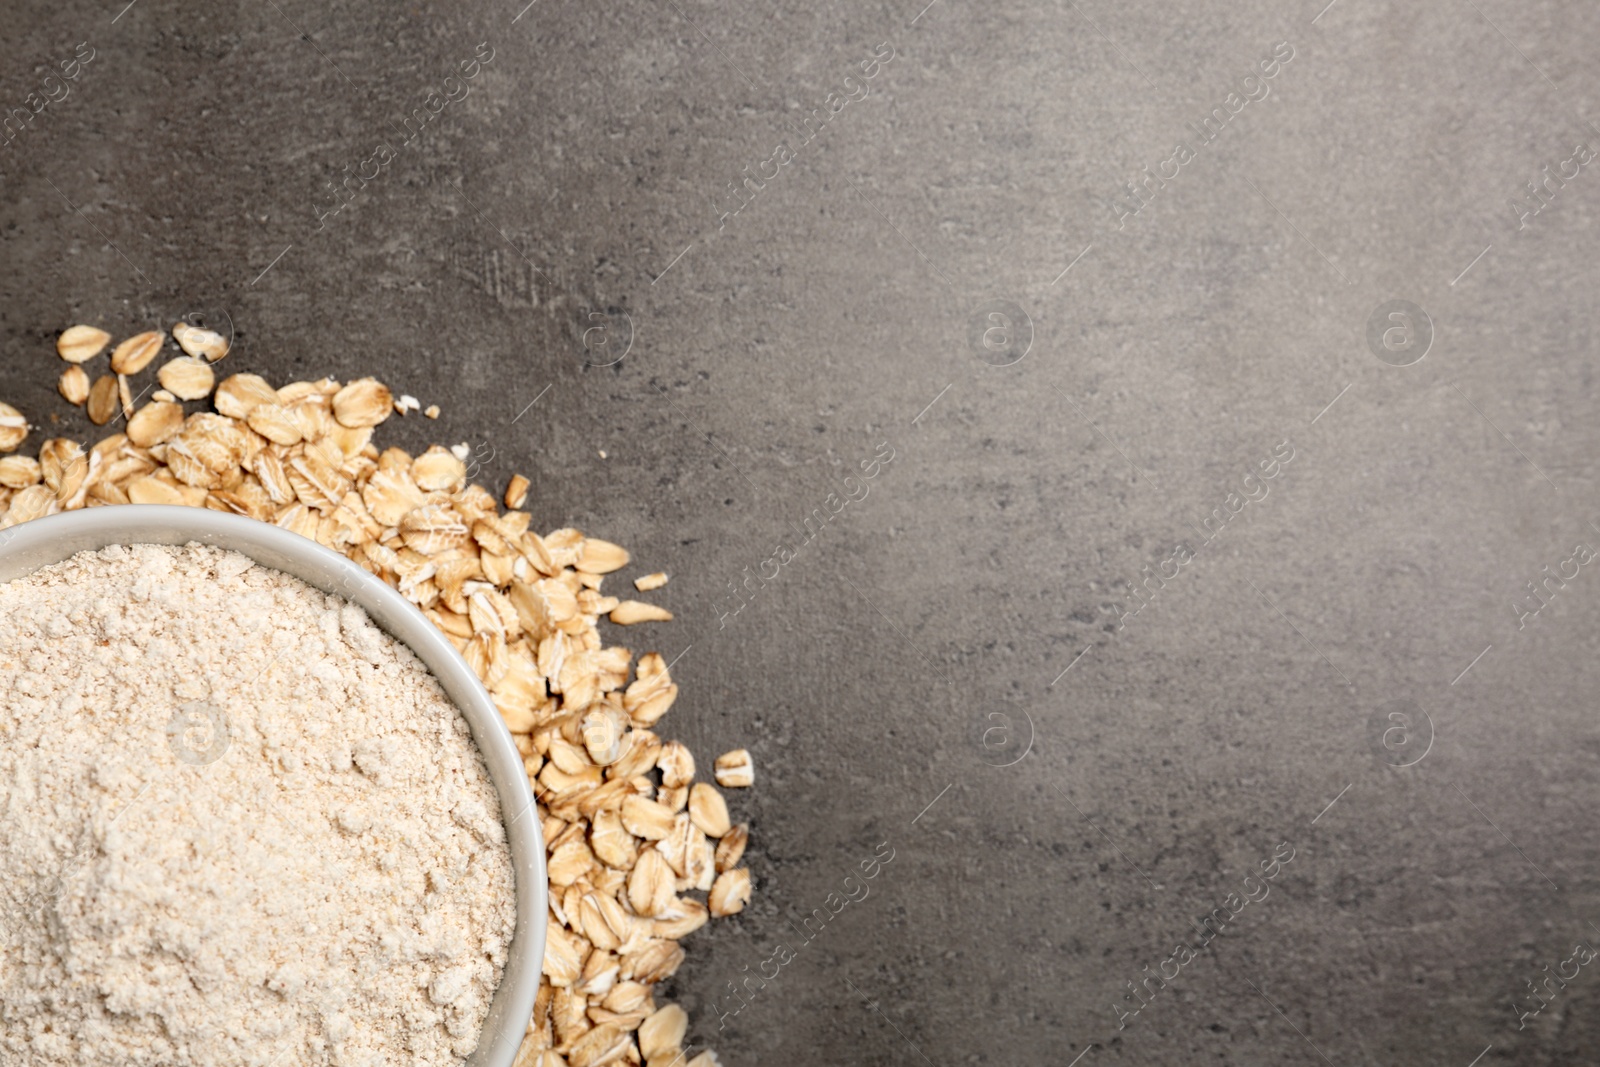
[4,0,1600,1063]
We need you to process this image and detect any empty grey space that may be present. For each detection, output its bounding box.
[3,0,1598,1063]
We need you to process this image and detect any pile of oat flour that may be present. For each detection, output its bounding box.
[0,542,516,1067]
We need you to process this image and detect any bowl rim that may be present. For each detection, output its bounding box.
[0,505,545,1067]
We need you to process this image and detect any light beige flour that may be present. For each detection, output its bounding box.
[0,543,516,1067]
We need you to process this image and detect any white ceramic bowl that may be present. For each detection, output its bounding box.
[0,505,546,1067]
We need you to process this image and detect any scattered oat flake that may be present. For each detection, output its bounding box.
[126,401,185,448]
[0,455,41,489]
[708,868,751,917]
[58,367,90,406]
[713,749,754,788]
[57,325,111,363]
[412,447,465,492]
[109,331,165,375]
[158,357,215,401]
[172,322,229,362]
[332,378,393,429]
[0,321,747,1066]
[610,600,672,625]
[505,474,529,510]
[85,376,119,426]
[0,404,28,452]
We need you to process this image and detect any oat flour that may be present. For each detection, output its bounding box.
[0,543,516,1067]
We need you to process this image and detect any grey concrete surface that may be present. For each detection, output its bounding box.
[4,0,1600,1063]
